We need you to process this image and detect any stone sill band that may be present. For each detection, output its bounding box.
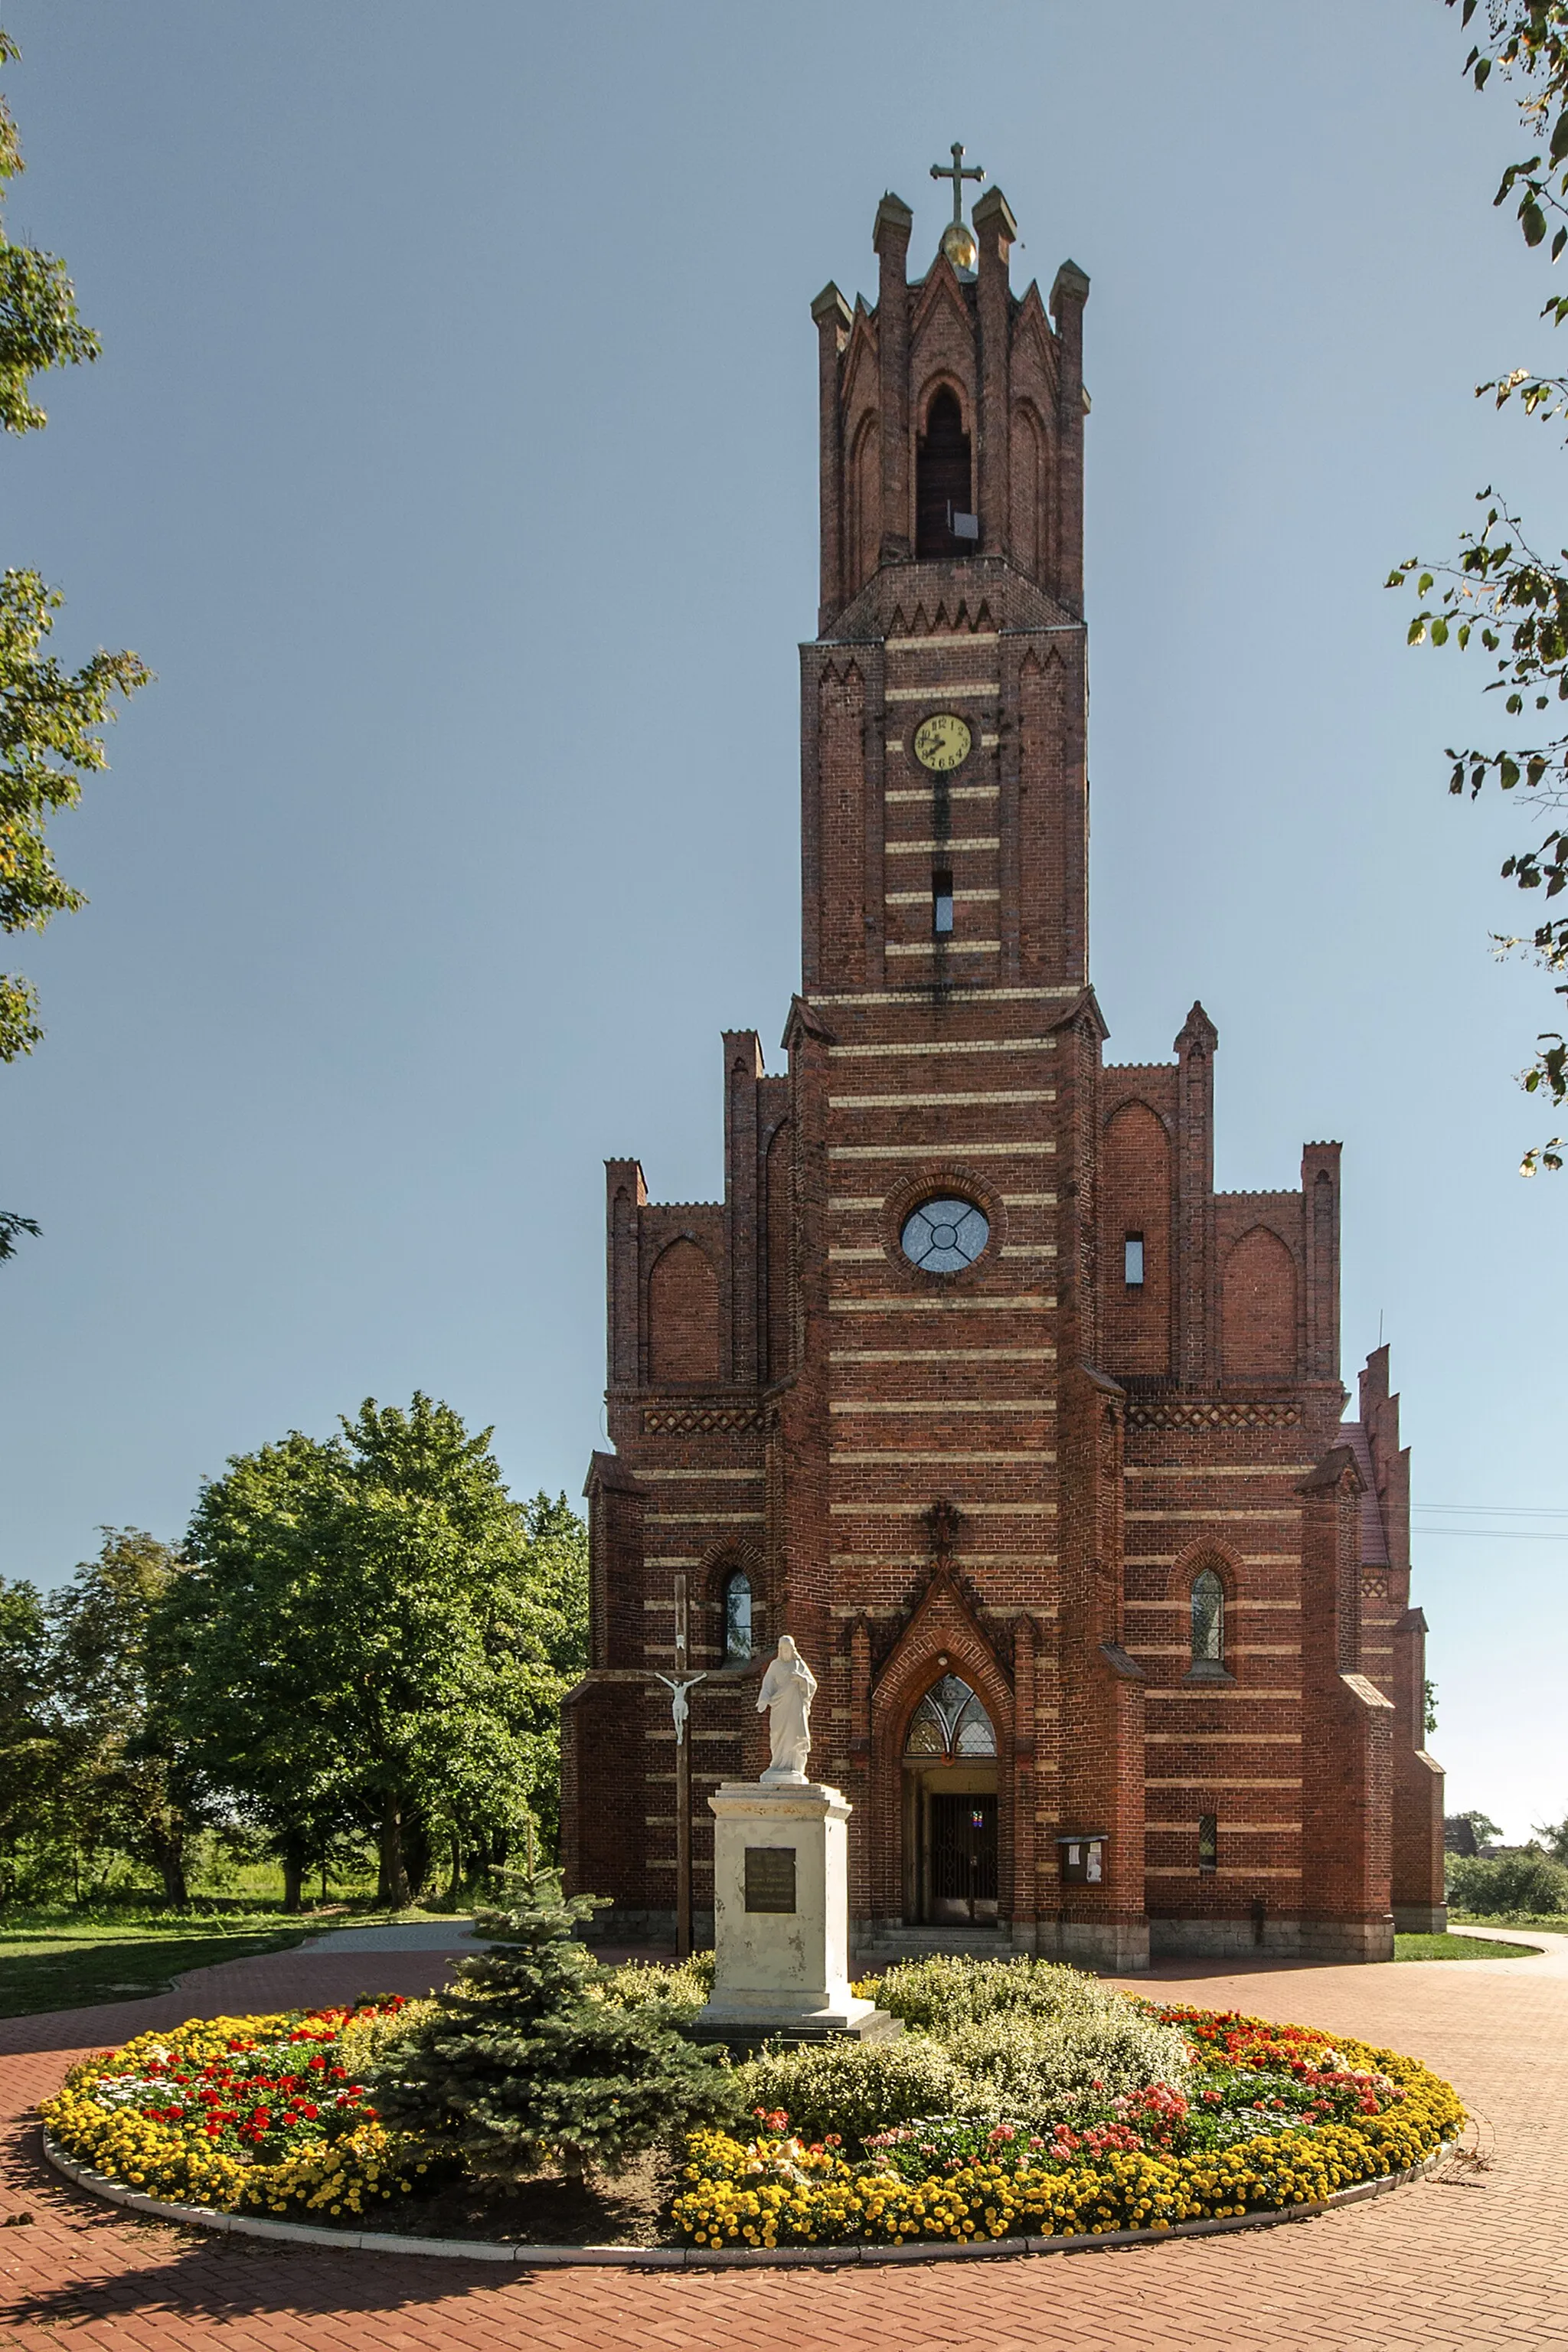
[41,2130,1451,2271]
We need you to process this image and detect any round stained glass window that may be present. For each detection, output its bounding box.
[900,1196,989,1273]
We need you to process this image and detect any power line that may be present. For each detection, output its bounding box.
[1412,1527,1568,1542]
[1416,1503,1568,1519]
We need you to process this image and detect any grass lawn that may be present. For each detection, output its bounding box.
[1394,1929,1541,1961]
[0,1905,468,2019]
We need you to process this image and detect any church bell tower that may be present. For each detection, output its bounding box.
[803,167,1092,999]
[779,155,1136,1962]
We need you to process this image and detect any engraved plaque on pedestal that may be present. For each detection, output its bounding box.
[744,1846,797,1914]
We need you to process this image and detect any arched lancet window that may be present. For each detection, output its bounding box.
[723,1571,752,1664]
[1190,1568,1225,1670]
[916,387,972,557]
[903,1672,996,1759]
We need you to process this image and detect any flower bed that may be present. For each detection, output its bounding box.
[671,2007,1465,2252]
[41,1988,1465,2256]
[41,2001,433,2220]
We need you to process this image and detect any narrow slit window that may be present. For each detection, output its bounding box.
[1124,1233,1145,1287]
[1191,1567,1225,1668]
[933,869,954,936]
[723,1571,753,1664]
[1198,1812,1218,1874]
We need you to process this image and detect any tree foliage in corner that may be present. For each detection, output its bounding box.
[1,30,148,1246]
[1390,0,1568,1171]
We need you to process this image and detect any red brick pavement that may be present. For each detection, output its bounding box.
[0,1938,1564,2351]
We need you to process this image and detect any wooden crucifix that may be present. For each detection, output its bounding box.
[652,1573,706,1958]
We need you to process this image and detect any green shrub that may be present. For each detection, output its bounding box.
[1446,1851,1568,1916]
[865,1952,1129,2036]
[736,1962,1193,2145]
[737,2034,962,2143]
[596,1951,714,2014]
[942,2005,1193,2122]
[336,1995,437,2073]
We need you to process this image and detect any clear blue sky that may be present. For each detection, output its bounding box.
[2,1,1563,1841]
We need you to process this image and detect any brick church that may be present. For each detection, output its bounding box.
[560,162,1446,1967]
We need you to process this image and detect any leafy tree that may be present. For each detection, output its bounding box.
[45,1529,201,1906]
[179,1396,587,1910]
[519,1489,590,1683]
[172,1431,358,1912]
[0,1206,38,1259]
[1,569,150,1063]
[1444,1806,1504,1854]
[368,1880,735,2180]
[506,1489,589,1860]
[1,31,148,1248]
[1389,0,1568,1171]
[1533,1811,1568,1860]
[0,1572,60,1900]
[0,31,97,436]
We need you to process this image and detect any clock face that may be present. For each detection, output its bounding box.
[913,712,972,773]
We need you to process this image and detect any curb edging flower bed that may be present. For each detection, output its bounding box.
[40,2128,1454,2269]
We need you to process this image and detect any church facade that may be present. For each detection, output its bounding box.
[560,171,1446,1967]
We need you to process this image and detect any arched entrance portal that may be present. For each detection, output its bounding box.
[902,1674,998,1925]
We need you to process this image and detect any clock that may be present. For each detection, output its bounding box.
[913,711,972,773]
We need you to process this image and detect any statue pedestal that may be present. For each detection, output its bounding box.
[694,1779,892,2042]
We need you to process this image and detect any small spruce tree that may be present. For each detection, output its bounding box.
[368,1878,736,2179]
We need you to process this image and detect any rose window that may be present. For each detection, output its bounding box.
[900,1196,989,1273]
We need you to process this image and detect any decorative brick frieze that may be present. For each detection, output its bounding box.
[641,1406,765,1436]
[1127,1402,1303,1430]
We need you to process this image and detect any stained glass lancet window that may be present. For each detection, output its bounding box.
[724,1571,753,1664]
[1190,1568,1225,1669]
[903,1673,997,1759]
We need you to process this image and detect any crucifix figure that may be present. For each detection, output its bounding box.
[654,1665,707,1959]
[653,1671,706,1744]
[930,141,985,226]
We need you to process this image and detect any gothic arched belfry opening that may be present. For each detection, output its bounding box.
[915,387,972,556]
[560,155,1446,1968]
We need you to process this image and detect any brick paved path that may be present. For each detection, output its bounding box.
[2,1933,1564,2351]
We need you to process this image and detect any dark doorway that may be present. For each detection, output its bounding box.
[916,387,972,556]
[929,1791,998,1923]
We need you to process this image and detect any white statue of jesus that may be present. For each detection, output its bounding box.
[757,1635,817,1782]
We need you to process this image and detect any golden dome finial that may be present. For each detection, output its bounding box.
[931,142,984,273]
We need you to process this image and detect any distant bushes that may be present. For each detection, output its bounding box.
[1446,1850,1568,1916]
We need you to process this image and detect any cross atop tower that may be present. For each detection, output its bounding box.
[929,140,985,224]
